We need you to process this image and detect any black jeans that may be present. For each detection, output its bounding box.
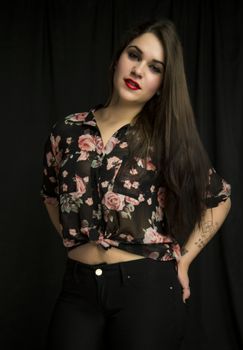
[45,257,188,350]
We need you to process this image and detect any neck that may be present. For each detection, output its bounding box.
[97,99,144,125]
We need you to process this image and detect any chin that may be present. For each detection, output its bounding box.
[117,88,142,101]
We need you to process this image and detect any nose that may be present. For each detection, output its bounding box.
[131,62,145,78]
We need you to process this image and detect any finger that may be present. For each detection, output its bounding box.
[182,288,190,303]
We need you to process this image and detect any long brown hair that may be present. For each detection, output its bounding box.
[103,18,213,244]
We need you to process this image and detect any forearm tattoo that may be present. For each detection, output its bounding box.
[194,219,219,249]
[181,247,189,256]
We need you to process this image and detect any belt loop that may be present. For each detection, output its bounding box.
[119,263,128,286]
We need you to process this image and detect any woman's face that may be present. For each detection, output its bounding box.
[112,32,165,106]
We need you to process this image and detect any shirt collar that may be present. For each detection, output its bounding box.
[83,104,135,131]
[81,105,100,127]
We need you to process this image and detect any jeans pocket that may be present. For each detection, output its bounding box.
[121,259,158,289]
[125,269,151,289]
[123,259,175,292]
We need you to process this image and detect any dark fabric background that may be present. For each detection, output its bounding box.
[0,1,242,349]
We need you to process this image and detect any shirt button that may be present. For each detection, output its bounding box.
[95,268,103,276]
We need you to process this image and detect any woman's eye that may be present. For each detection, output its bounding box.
[128,51,139,60]
[128,51,162,74]
[150,65,162,73]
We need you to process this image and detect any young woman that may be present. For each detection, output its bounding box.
[41,18,232,350]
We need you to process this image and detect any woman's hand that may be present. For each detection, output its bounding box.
[176,261,191,303]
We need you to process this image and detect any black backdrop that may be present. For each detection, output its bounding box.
[0,1,242,349]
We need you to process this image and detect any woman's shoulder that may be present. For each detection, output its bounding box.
[63,111,90,124]
[50,110,91,134]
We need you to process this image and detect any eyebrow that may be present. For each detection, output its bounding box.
[127,45,165,67]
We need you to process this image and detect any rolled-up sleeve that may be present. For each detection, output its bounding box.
[204,167,231,208]
[40,123,62,206]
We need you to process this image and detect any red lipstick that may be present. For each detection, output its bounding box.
[124,78,141,90]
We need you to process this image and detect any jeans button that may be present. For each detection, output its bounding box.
[95,268,103,276]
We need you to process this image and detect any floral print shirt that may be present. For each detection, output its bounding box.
[40,104,232,264]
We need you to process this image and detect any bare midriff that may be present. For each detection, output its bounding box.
[67,241,146,265]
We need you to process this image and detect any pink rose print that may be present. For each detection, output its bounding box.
[96,238,119,248]
[147,198,152,205]
[66,137,72,144]
[138,194,145,202]
[221,179,231,196]
[80,219,90,236]
[62,183,68,192]
[113,160,123,178]
[150,185,155,192]
[101,181,109,188]
[130,168,138,175]
[157,186,166,208]
[124,180,132,189]
[146,159,156,171]
[50,134,61,152]
[143,227,173,244]
[75,175,86,195]
[132,181,139,189]
[80,227,89,235]
[47,134,62,172]
[62,170,68,178]
[69,229,77,236]
[171,243,182,261]
[148,251,160,260]
[135,157,144,168]
[155,206,163,221]
[85,197,93,206]
[103,191,126,211]
[78,134,96,152]
[49,176,56,183]
[55,151,62,165]
[119,233,134,242]
[120,142,128,148]
[161,253,175,261]
[104,136,119,154]
[124,179,139,190]
[107,156,121,170]
[94,135,103,154]
[46,152,55,167]
[63,238,76,247]
[125,196,140,206]
[69,112,87,121]
[208,167,214,178]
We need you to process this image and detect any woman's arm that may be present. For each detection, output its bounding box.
[180,197,231,268]
[44,202,62,238]
[177,197,231,303]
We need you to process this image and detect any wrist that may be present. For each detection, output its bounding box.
[178,256,191,270]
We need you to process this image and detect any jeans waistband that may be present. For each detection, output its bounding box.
[65,257,177,287]
[66,256,152,271]
[66,256,176,274]
[65,257,155,286]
